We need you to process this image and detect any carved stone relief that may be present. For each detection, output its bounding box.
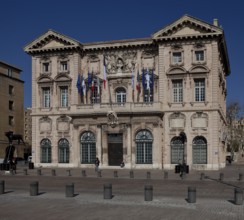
[104,51,137,74]
[57,116,70,132]
[191,112,208,128]
[169,112,185,128]
[141,50,157,69]
[39,117,52,133]
[87,54,100,73]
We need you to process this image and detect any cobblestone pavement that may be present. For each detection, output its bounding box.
[0,163,244,220]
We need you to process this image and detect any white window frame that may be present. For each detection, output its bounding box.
[172,52,183,65]
[194,50,205,62]
[194,79,205,102]
[116,88,126,105]
[172,80,183,103]
[43,87,51,108]
[60,86,68,107]
[60,60,69,73]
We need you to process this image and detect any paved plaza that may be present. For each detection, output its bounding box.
[0,163,244,220]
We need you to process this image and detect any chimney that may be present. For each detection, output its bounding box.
[213,18,219,27]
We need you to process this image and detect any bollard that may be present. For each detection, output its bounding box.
[30,181,39,196]
[65,183,74,197]
[164,171,168,180]
[144,185,153,201]
[82,170,86,177]
[147,171,151,179]
[52,169,56,176]
[188,187,196,203]
[67,170,71,176]
[24,169,28,175]
[0,180,5,194]
[114,170,118,178]
[219,173,224,181]
[200,173,205,180]
[103,184,112,199]
[238,173,243,181]
[234,188,243,205]
[130,170,134,179]
[37,169,41,176]
[97,170,102,178]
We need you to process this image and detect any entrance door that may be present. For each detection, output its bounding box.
[108,134,123,166]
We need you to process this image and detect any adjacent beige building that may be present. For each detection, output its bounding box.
[24,15,230,170]
[0,60,24,158]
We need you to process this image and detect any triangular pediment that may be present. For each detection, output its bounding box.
[152,15,223,39]
[24,29,82,54]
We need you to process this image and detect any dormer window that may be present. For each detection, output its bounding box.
[172,52,183,64]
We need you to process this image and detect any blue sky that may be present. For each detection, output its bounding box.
[0,0,243,108]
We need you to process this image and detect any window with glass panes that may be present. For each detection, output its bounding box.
[81,131,96,164]
[193,136,207,164]
[43,62,50,73]
[172,80,183,102]
[195,79,205,102]
[136,130,153,164]
[195,51,204,62]
[60,86,68,107]
[171,137,184,164]
[172,52,182,64]
[91,86,100,104]
[41,139,51,163]
[60,61,68,72]
[116,88,126,104]
[43,87,50,108]
[58,138,69,163]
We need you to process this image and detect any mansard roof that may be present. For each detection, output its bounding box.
[24,29,82,54]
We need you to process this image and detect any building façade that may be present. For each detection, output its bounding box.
[24,15,230,170]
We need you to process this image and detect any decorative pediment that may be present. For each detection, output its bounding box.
[152,15,222,39]
[37,75,54,83]
[189,65,209,74]
[167,67,187,75]
[24,29,81,54]
[54,74,72,82]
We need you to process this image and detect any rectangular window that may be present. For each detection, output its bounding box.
[172,52,182,64]
[9,85,14,95]
[195,79,205,102]
[43,88,51,108]
[60,61,68,72]
[9,101,14,110]
[195,51,204,62]
[60,86,68,107]
[43,62,50,73]
[9,116,14,126]
[144,90,153,103]
[91,86,100,104]
[7,69,13,77]
[172,80,183,102]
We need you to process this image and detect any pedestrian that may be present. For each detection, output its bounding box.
[95,157,100,172]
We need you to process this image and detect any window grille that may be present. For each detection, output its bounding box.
[171,137,184,164]
[193,136,207,164]
[41,138,51,163]
[58,138,69,163]
[80,131,96,164]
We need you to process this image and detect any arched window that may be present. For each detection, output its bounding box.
[40,138,51,163]
[116,87,126,104]
[171,137,184,164]
[80,131,96,164]
[193,136,207,164]
[58,138,69,163]
[136,130,153,164]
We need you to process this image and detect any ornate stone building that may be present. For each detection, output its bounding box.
[24,15,230,170]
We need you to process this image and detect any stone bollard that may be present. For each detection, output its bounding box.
[234,188,243,205]
[130,170,134,179]
[67,170,71,176]
[0,180,5,194]
[164,171,168,180]
[103,184,112,199]
[200,173,205,180]
[52,169,56,176]
[187,187,196,203]
[37,169,41,176]
[114,170,118,178]
[144,185,153,201]
[238,173,243,181]
[146,172,151,179]
[65,183,74,197]
[97,170,102,178]
[82,170,86,177]
[219,173,224,181]
[24,169,28,175]
[30,181,39,196]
